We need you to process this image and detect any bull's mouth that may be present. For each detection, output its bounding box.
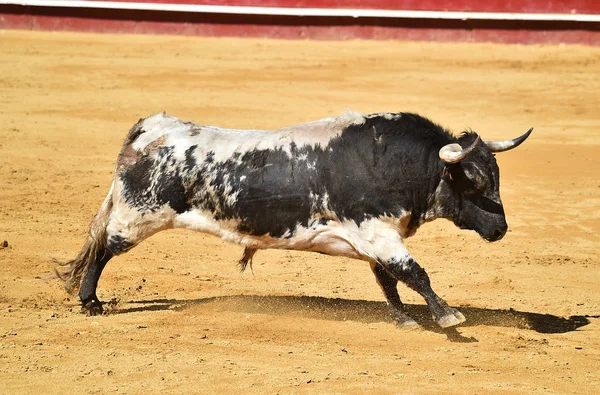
[454,221,506,242]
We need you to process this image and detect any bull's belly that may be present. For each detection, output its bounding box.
[172,209,376,262]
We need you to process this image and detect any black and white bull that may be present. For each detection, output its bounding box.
[57,111,532,328]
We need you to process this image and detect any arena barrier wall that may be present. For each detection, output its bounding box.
[1,0,599,44]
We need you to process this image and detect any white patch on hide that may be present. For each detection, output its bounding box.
[172,209,244,245]
[365,112,401,121]
[107,179,176,244]
[341,109,366,125]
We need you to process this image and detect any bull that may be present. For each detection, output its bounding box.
[57,111,532,328]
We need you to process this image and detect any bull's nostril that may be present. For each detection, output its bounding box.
[493,227,507,240]
[486,228,506,242]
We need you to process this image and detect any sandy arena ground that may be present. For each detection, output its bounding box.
[1,30,599,393]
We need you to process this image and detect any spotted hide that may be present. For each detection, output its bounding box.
[57,111,532,328]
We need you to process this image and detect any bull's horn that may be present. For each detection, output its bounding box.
[439,136,480,164]
[484,127,533,153]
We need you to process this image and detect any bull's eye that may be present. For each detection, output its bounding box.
[473,178,488,193]
[463,165,488,193]
[449,164,489,198]
[460,175,487,198]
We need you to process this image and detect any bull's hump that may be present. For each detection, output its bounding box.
[277,110,365,138]
[203,109,365,148]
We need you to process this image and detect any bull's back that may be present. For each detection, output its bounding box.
[127,111,363,163]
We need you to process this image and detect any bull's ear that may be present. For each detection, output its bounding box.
[484,128,533,153]
[439,137,480,164]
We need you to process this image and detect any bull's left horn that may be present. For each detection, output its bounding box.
[439,136,480,164]
[484,127,533,153]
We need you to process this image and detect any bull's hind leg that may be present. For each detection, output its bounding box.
[78,235,132,315]
[78,247,113,315]
[369,262,418,328]
[78,202,172,315]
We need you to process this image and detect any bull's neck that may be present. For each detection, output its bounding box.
[399,156,449,237]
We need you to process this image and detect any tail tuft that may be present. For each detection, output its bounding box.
[55,186,113,294]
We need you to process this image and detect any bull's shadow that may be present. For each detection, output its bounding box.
[114,294,591,341]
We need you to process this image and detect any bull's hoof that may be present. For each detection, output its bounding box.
[392,311,421,329]
[435,307,466,328]
[81,299,104,316]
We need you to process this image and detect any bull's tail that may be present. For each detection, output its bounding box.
[55,183,114,294]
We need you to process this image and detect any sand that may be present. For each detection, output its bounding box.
[1,30,599,393]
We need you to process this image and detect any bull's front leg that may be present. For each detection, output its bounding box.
[360,220,465,328]
[382,255,466,328]
[369,262,419,328]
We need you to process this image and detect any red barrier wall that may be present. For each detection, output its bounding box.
[1,1,599,44]
[89,0,600,14]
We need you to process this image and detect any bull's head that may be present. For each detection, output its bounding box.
[437,128,532,241]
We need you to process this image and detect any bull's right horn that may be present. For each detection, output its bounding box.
[484,128,533,153]
[439,136,480,164]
